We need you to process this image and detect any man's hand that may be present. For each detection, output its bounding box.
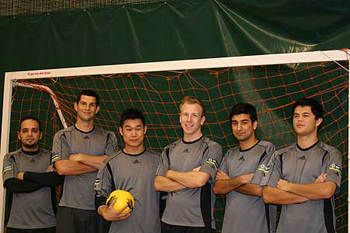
[17,172,24,180]
[69,154,83,162]
[192,166,201,172]
[46,165,54,172]
[99,200,132,222]
[314,173,327,183]
[216,170,230,180]
[277,179,291,192]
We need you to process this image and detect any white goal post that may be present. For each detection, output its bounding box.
[0,50,349,233]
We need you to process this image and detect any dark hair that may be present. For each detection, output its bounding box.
[119,108,145,127]
[19,116,41,132]
[292,98,323,120]
[179,96,206,117]
[76,90,100,106]
[229,103,257,123]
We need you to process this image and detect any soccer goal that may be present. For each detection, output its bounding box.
[1,50,349,233]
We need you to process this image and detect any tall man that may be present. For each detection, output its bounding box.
[3,116,62,233]
[262,98,342,233]
[52,90,118,233]
[155,96,222,233]
[213,103,276,233]
[95,108,161,233]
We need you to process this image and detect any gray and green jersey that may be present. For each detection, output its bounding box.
[2,148,56,229]
[94,148,161,233]
[52,125,118,210]
[156,136,222,228]
[261,142,342,233]
[220,140,276,233]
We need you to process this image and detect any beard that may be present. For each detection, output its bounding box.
[22,142,39,150]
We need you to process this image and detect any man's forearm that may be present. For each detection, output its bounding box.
[24,171,63,187]
[74,154,109,169]
[236,184,262,196]
[55,160,96,175]
[213,177,244,194]
[263,186,308,204]
[283,182,336,200]
[166,170,209,188]
[154,176,186,192]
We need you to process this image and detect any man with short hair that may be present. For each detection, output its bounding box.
[262,98,342,233]
[155,96,222,233]
[213,103,276,233]
[52,90,118,233]
[3,116,62,233]
[95,108,161,233]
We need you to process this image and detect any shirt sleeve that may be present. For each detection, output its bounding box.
[105,132,119,156]
[251,143,276,185]
[260,151,282,187]
[218,150,230,175]
[200,142,222,180]
[155,148,170,177]
[52,132,70,163]
[2,154,16,184]
[324,148,342,187]
[94,161,114,199]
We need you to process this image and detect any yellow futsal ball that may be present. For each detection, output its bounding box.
[106,190,134,214]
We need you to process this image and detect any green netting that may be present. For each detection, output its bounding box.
[8,60,349,232]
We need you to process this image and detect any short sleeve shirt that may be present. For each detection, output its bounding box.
[52,125,118,210]
[94,149,161,233]
[261,142,342,233]
[219,140,275,233]
[2,149,56,229]
[156,136,222,228]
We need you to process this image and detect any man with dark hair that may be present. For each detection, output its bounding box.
[262,98,342,233]
[52,90,118,233]
[95,108,161,233]
[213,103,276,233]
[155,96,222,233]
[2,116,62,233]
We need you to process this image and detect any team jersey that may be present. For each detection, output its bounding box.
[2,148,56,229]
[94,148,161,233]
[52,125,118,210]
[261,141,342,233]
[220,140,276,233]
[156,136,222,229]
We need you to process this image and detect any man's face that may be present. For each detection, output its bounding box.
[293,105,322,136]
[231,113,257,142]
[119,119,147,150]
[18,119,42,150]
[180,103,205,138]
[74,95,100,122]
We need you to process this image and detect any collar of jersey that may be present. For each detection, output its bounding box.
[122,148,147,157]
[21,148,40,156]
[74,124,95,134]
[296,141,319,151]
[239,139,260,152]
[182,135,204,144]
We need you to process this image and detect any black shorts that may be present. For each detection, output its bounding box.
[161,222,216,233]
[6,227,55,233]
[56,206,107,233]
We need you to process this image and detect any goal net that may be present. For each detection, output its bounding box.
[1,50,349,232]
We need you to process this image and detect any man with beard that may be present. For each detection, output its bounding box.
[3,116,62,233]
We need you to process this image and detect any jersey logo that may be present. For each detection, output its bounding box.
[51,152,60,163]
[205,157,219,169]
[3,165,12,174]
[258,164,270,173]
[329,163,341,176]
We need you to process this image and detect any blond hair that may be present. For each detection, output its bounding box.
[179,96,206,116]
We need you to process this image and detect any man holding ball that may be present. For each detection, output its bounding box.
[95,108,161,233]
